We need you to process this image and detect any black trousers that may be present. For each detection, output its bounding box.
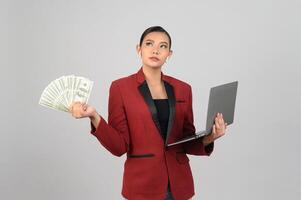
[124,183,174,200]
[165,182,174,200]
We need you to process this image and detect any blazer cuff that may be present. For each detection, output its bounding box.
[90,115,105,136]
[204,142,214,155]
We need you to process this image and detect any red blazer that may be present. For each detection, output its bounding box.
[91,67,214,200]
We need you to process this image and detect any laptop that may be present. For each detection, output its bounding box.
[167,81,238,147]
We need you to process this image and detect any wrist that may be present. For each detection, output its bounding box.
[202,135,211,146]
[89,111,99,120]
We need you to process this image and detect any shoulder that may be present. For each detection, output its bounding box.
[109,71,192,92]
[109,73,136,89]
[164,74,192,91]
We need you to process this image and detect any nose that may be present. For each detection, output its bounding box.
[152,48,159,55]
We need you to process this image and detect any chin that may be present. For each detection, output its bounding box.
[144,62,164,69]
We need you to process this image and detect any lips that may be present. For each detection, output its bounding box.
[149,57,160,62]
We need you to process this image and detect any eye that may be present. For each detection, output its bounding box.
[145,42,153,46]
[160,44,168,49]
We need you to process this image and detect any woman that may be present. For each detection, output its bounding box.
[69,26,227,200]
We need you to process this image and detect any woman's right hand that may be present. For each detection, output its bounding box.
[69,102,96,119]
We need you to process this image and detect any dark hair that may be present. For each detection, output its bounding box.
[139,26,172,49]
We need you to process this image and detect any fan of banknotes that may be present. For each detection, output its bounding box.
[39,75,93,112]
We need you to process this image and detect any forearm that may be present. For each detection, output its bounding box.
[89,111,101,129]
[184,138,214,156]
[89,111,129,157]
[202,135,212,146]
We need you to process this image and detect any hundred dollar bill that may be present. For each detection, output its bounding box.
[39,75,93,113]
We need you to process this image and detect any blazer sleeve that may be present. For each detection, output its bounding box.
[90,81,130,157]
[183,85,214,156]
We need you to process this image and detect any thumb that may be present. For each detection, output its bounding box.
[83,104,87,111]
[212,124,216,134]
[68,102,74,113]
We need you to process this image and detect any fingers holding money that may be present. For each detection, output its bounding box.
[68,101,79,112]
[68,102,75,113]
[69,101,86,118]
[82,103,88,111]
[39,75,93,113]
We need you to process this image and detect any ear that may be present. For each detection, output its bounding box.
[168,50,173,59]
[136,44,141,56]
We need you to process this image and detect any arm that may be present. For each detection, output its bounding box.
[89,112,101,129]
[90,81,130,157]
[183,85,214,156]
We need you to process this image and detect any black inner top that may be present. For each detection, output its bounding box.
[153,99,169,141]
[154,99,174,197]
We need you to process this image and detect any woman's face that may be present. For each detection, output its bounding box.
[137,32,172,69]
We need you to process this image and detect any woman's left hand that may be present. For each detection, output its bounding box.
[202,113,227,145]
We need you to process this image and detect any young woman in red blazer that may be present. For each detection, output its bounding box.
[70,26,227,200]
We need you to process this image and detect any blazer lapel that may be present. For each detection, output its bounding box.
[164,81,176,145]
[138,80,176,145]
[138,81,162,136]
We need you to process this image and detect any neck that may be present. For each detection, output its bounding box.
[142,65,162,86]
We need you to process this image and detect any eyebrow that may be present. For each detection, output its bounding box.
[145,39,169,45]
